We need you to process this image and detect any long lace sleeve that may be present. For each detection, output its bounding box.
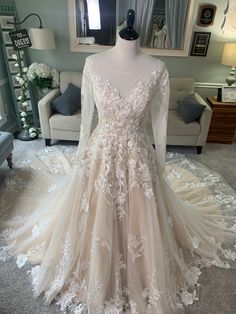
[76,58,95,162]
[151,65,170,174]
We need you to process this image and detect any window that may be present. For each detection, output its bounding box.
[87,0,101,30]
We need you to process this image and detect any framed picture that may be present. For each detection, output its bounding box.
[8,60,24,73]
[222,86,236,102]
[11,75,20,87]
[9,61,18,73]
[5,46,16,59]
[2,31,12,44]
[16,99,32,111]
[14,88,29,101]
[197,4,217,27]
[190,32,211,56]
[14,88,22,100]
[0,15,15,30]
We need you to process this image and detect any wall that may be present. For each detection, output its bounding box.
[13,0,236,98]
[15,0,88,71]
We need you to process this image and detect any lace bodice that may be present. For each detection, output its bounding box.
[77,55,170,174]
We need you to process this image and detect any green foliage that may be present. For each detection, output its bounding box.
[32,76,53,90]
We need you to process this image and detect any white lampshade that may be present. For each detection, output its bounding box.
[221,43,236,66]
[29,27,56,50]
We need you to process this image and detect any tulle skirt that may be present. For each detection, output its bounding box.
[0,140,236,314]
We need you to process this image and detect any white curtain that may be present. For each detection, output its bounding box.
[165,0,188,49]
[117,0,155,47]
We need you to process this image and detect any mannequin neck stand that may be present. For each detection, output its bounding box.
[113,35,141,62]
[96,35,157,97]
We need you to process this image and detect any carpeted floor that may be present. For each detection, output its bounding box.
[0,137,235,314]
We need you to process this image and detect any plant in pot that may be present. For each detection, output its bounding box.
[27,62,60,99]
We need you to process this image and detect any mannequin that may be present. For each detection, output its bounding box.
[90,10,165,100]
[78,10,169,172]
[95,37,160,98]
[119,9,139,41]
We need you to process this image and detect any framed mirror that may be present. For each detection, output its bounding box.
[67,0,195,57]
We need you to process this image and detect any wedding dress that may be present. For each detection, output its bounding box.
[1,52,236,314]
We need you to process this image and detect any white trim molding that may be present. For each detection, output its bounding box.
[195,82,224,89]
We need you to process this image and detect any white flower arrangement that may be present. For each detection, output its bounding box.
[27,62,60,90]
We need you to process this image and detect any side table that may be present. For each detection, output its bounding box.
[206,96,236,144]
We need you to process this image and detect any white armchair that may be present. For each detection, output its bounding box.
[38,71,98,146]
[146,78,212,154]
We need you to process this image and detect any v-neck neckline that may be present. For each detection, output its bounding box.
[88,56,159,100]
[90,69,159,101]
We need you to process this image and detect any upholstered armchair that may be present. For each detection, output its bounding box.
[146,78,212,154]
[38,72,94,146]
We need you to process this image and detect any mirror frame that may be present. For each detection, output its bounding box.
[67,0,195,57]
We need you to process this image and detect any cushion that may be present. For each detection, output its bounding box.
[49,110,82,131]
[51,83,81,116]
[0,131,14,147]
[177,95,205,124]
[167,110,201,135]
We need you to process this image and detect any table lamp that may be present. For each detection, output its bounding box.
[7,13,56,50]
[221,43,236,86]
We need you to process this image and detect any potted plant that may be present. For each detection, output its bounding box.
[27,62,60,98]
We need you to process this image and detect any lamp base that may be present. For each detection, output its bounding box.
[226,67,236,86]
[17,129,38,141]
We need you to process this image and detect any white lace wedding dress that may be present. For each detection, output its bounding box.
[0,55,236,314]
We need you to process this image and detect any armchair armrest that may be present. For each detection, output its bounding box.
[194,92,212,146]
[38,88,60,138]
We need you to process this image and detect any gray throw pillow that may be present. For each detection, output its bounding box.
[51,83,81,116]
[177,95,205,124]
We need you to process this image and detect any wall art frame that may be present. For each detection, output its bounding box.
[190,31,211,56]
[222,86,236,102]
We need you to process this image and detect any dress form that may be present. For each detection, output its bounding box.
[119,9,139,41]
[90,9,163,98]
[97,35,159,99]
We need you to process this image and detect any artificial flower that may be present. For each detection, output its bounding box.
[29,132,37,138]
[22,101,28,107]
[29,127,36,133]
[27,63,60,90]
[11,54,18,60]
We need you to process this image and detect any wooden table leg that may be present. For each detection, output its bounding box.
[7,152,13,169]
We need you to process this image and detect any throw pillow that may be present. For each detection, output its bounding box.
[177,95,205,124]
[51,83,81,116]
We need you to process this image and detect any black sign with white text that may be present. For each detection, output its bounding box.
[9,29,32,50]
